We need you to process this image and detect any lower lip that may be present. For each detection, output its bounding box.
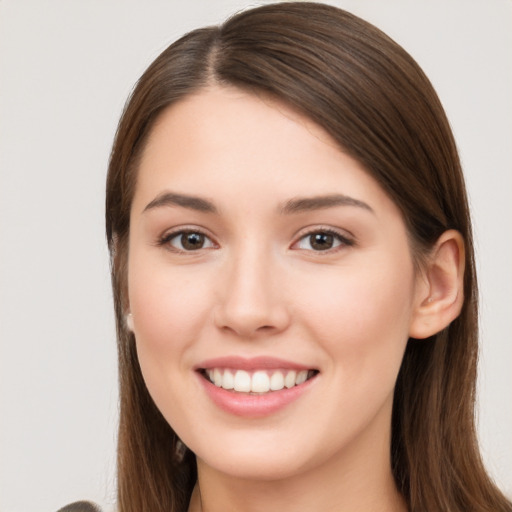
[197,372,317,418]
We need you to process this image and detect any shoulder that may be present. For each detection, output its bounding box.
[56,501,103,512]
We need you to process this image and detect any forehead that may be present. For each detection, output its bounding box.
[132,85,398,219]
[141,85,338,165]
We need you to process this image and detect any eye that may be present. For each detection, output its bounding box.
[161,230,215,252]
[294,230,353,252]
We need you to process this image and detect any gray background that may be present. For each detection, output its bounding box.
[1,1,511,511]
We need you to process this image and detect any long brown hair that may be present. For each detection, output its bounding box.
[105,3,512,511]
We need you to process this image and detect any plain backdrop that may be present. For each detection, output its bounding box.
[0,1,511,511]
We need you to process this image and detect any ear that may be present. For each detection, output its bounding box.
[125,312,134,332]
[409,230,465,339]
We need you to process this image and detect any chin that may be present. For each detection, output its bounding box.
[189,423,337,483]
[198,447,311,481]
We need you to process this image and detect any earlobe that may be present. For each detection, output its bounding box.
[409,230,465,339]
[126,312,134,332]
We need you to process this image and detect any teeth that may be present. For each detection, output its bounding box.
[269,371,284,391]
[296,370,308,385]
[234,370,251,392]
[213,368,223,387]
[251,371,270,393]
[222,369,234,390]
[205,368,315,393]
[284,370,296,389]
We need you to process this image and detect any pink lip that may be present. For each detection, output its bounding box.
[195,356,318,418]
[195,356,313,372]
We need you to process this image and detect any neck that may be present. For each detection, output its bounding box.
[189,470,405,512]
[187,413,407,512]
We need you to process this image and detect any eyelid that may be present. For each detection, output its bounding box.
[290,225,355,252]
[156,225,218,252]
[155,224,354,253]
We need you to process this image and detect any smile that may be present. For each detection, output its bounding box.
[196,356,319,417]
[202,368,318,394]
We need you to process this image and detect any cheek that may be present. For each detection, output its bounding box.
[126,254,218,432]
[127,252,213,368]
[297,254,415,385]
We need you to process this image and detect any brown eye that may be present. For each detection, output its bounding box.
[309,232,334,250]
[164,231,215,251]
[294,230,352,252]
[181,232,205,250]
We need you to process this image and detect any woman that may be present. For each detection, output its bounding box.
[104,2,511,511]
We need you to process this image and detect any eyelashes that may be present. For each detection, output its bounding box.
[157,228,217,252]
[157,226,355,255]
[291,229,354,252]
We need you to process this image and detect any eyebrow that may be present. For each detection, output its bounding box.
[280,194,374,214]
[143,191,373,216]
[143,192,218,214]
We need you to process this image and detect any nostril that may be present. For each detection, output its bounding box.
[213,299,291,338]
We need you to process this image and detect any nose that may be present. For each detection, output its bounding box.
[213,246,291,339]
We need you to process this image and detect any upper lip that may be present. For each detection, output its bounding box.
[195,356,316,372]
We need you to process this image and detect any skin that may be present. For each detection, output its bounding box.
[126,85,463,512]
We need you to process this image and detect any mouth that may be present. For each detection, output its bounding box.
[198,368,319,394]
[196,357,320,417]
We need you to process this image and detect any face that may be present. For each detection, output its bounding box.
[127,86,423,481]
